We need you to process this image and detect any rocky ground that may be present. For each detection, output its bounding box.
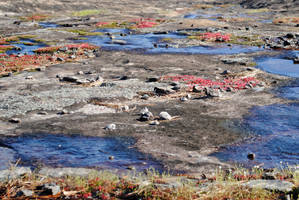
[0,0,298,176]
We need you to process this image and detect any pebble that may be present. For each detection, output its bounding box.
[36,66,46,71]
[141,94,149,100]
[57,109,69,115]
[25,76,33,80]
[37,111,48,115]
[127,166,136,170]
[180,97,188,102]
[159,112,172,120]
[140,111,154,121]
[122,105,130,111]
[193,86,204,93]
[77,71,84,75]
[221,70,231,75]
[104,123,116,130]
[247,153,255,160]
[109,156,114,160]
[36,183,61,196]
[56,57,65,62]
[147,77,159,82]
[186,94,192,99]
[154,87,171,96]
[205,88,222,97]
[16,189,34,197]
[112,39,127,45]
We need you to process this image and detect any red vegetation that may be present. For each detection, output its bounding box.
[197,32,231,42]
[35,43,98,54]
[96,18,164,29]
[163,75,258,90]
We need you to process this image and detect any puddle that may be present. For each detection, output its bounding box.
[39,22,61,28]
[0,134,162,171]
[6,39,46,55]
[79,29,263,55]
[183,13,221,20]
[255,51,299,77]
[212,103,299,168]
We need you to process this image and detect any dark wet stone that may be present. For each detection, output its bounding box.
[36,183,60,196]
[9,118,21,123]
[262,172,276,180]
[57,57,65,62]
[61,76,78,83]
[57,109,69,115]
[247,153,255,160]
[221,70,231,75]
[37,111,48,115]
[140,111,154,121]
[119,75,129,80]
[172,85,180,91]
[36,66,46,71]
[100,82,116,87]
[16,189,34,197]
[193,85,204,93]
[109,156,114,160]
[154,87,171,96]
[147,77,160,82]
[112,40,127,45]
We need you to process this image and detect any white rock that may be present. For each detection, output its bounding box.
[159,112,172,120]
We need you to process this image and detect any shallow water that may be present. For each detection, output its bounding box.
[39,22,61,28]
[255,51,299,77]
[6,39,46,55]
[81,29,263,55]
[213,51,299,168]
[0,134,162,171]
[212,103,299,168]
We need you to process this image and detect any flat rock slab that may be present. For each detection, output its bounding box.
[39,167,98,178]
[0,167,31,181]
[243,180,295,193]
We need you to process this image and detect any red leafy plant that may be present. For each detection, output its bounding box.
[96,18,164,29]
[162,75,259,90]
[189,32,231,42]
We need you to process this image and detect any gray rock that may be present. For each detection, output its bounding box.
[37,183,61,196]
[39,167,96,178]
[159,112,172,120]
[0,167,31,181]
[59,47,68,52]
[262,172,276,180]
[140,111,154,121]
[221,70,231,75]
[109,156,114,160]
[141,94,149,100]
[180,97,188,102]
[104,123,116,130]
[222,58,249,65]
[186,94,192,99]
[57,109,69,115]
[75,79,90,84]
[206,88,222,97]
[147,77,159,82]
[243,180,294,193]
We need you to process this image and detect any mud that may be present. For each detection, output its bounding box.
[0,0,298,173]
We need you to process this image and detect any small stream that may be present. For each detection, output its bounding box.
[0,134,162,171]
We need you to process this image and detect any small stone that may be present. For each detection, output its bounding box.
[172,85,180,91]
[77,71,84,75]
[69,54,76,59]
[193,86,204,93]
[122,105,130,111]
[59,47,68,52]
[180,97,188,102]
[104,123,116,130]
[140,111,154,121]
[36,66,46,71]
[9,118,21,123]
[57,57,65,62]
[147,77,159,82]
[243,180,294,193]
[16,189,34,197]
[57,109,69,115]
[149,120,160,125]
[186,94,192,99]
[221,70,231,75]
[109,156,114,160]
[205,88,222,97]
[154,87,171,96]
[247,153,255,160]
[262,172,276,180]
[141,94,149,100]
[127,166,136,170]
[61,76,78,83]
[25,76,33,80]
[36,183,61,196]
[159,112,172,120]
[37,111,48,115]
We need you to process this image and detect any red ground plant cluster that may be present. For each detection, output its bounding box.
[0,43,99,75]
[196,32,231,42]
[163,75,258,90]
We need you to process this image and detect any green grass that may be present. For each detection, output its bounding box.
[63,29,104,36]
[72,9,102,17]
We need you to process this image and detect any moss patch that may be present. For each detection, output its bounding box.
[72,9,102,17]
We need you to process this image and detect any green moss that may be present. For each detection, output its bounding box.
[228,35,265,46]
[23,42,35,46]
[246,8,269,14]
[72,9,102,17]
[63,29,104,36]
[18,35,37,39]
